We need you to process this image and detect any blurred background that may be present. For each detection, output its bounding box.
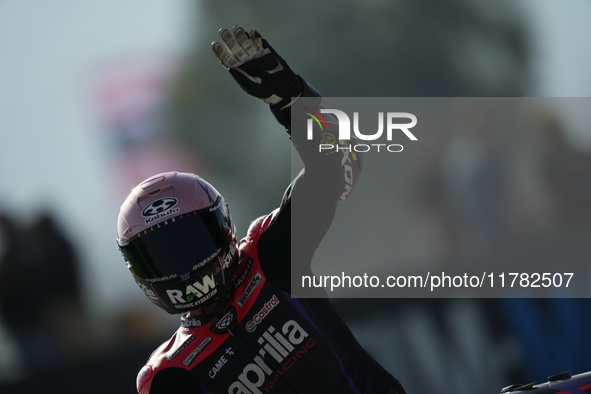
[1,0,591,393]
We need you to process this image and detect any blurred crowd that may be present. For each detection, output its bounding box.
[334,102,591,393]
[0,213,87,373]
[412,102,591,274]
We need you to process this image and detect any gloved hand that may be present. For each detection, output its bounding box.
[211,25,302,108]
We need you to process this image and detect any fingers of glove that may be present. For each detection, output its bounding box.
[211,41,240,69]
[232,25,259,58]
[248,30,264,49]
[249,30,273,53]
[219,28,249,62]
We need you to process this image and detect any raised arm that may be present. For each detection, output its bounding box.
[212,26,363,292]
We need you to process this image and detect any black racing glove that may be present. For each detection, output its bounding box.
[212,25,320,133]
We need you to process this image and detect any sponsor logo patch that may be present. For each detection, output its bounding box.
[245,294,279,333]
[246,320,257,333]
[221,240,237,269]
[143,274,177,283]
[167,274,218,309]
[208,347,234,379]
[237,271,263,307]
[235,259,253,288]
[210,306,238,335]
[142,197,180,224]
[182,317,202,328]
[183,337,212,367]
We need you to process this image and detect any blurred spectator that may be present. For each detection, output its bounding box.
[536,116,591,261]
[0,212,87,375]
[441,104,513,267]
[496,113,591,381]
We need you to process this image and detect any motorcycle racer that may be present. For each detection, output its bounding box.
[117,26,405,394]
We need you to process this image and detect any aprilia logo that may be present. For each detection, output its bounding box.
[223,240,238,269]
[228,320,312,394]
[182,318,202,328]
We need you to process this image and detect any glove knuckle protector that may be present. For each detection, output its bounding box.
[213,25,322,134]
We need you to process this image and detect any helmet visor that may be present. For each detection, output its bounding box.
[118,197,231,281]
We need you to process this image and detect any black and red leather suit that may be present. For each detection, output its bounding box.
[137,95,405,394]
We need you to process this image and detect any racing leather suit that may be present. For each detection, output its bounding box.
[136,91,406,394]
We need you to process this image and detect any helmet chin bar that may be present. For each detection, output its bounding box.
[183,249,237,315]
[199,257,238,318]
[137,246,238,315]
[194,249,239,316]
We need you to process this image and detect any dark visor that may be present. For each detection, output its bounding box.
[119,197,230,281]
